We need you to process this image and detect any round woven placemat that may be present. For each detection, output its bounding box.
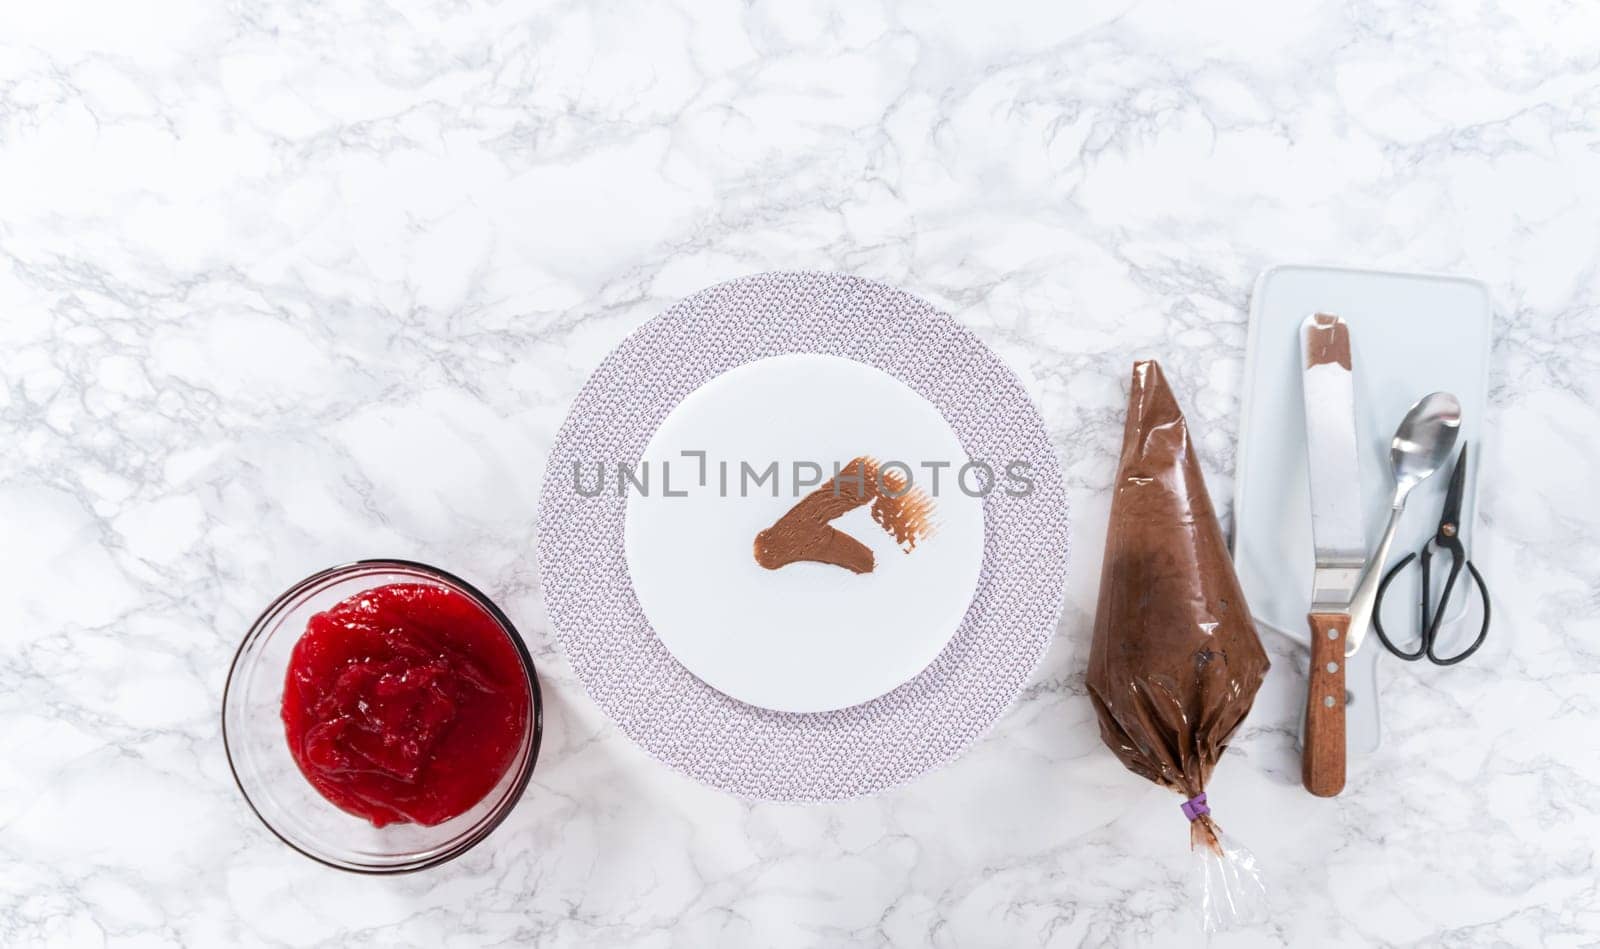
[536,272,1069,801]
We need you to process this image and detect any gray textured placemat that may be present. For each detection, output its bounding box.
[536,272,1070,801]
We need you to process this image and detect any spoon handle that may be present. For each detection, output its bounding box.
[1344,503,1405,656]
[1303,612,1349,796]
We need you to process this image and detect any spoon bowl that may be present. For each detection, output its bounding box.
[1389,391,1462,501]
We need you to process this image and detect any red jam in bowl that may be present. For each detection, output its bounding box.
[281,582,529,827]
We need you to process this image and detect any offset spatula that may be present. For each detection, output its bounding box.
[1299,314,1368,797]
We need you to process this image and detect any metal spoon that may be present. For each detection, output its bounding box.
[1343,391,1462,656]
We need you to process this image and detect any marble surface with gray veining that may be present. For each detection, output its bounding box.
[4,0,1599,945]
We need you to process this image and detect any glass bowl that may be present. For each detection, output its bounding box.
[222,559,542,873]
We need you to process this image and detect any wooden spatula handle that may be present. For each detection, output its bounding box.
[1303,612,1349,797]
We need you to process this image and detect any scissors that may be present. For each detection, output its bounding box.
[1372,443,1491,665]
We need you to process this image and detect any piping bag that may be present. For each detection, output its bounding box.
[1086,361,1269,932]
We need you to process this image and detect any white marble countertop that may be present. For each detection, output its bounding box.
[4,1,1599,946]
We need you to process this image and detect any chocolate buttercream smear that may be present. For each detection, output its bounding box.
[754,457,932,573]
[1085,360,1269,931]
[1304,312,1352,369]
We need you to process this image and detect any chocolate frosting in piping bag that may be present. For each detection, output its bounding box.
[1085,360,1269,930]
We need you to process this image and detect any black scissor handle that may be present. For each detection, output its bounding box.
[1373,553,1425,661]
[1428,557,1490,666]
[1372,546,1491,665]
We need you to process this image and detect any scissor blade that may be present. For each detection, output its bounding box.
[1440,443,1469,532]
[1301,314,1367,610]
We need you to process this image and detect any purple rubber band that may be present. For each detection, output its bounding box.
[1181,792,1210,821]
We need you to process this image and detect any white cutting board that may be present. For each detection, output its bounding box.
[1234,265,1491,753]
